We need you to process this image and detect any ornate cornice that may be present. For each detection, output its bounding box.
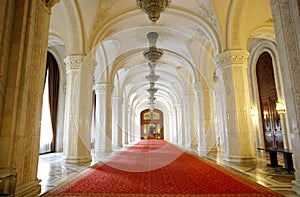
[215,50,250,68]
[64,55,96,72]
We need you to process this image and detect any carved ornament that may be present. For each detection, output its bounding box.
[215,50,250,68]
[94,83,114,94]
[64,56,96,72]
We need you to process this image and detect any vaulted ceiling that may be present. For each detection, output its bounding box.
[48,0,274,114]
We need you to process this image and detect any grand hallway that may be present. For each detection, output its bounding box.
[38,141,298,197]
[1,1,300,196]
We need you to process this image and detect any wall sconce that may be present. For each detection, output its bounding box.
[263,111,268,119]
[250,107,258,117]
[276,100,286,114]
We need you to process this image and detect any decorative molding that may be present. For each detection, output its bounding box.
[64,56,95,72]
[190,25,210,40]
[94,83,114,94]
[195,0,218,32]
[192,81,203,92]
[103,28,121,39]
[63,0,82,54]
[91,2,115,37]
[231,0,244,45]
[215,50,250,68]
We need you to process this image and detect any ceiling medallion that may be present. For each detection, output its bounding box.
[137,0,171,23]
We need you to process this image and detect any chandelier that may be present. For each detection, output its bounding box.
[143,32,163,62]
[137,0,171,23]
[143,32,163,112]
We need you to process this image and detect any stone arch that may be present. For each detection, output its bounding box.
[89,8,221,54]
[248,39,289,149]
[60,0,85,55]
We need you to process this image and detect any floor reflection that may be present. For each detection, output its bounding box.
[38,148,298,196]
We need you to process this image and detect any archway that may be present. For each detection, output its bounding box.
[140,109,164,140]
[39,52,60,154]
[256,52,283,149]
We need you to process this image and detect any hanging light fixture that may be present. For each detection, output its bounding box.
[143,32,163,62]
[143,32,164,113]
[137,0,171,23]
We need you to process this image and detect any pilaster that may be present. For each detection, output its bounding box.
[0,0,58,196]
[62,55,95,163]
[270,0,300,194]
[94,83,114,157]
[215,50,256,162]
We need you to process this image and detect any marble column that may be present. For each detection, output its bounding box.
[183,93,196,149]
[62,55,95,163]
[122,104,129,145]
[94,83,114,157]
[270,0,300,194]
[128,109,133,142]
[132,113,138,141]
[215,50,256,162]
[176,104,184,147]
[168,112,173,142]
[0,0,59,196]
[112,96,123,148]
[172,106,178,144]
[193,81,206,155]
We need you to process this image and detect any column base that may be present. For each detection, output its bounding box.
[292,179,300,195]
[15,179,41,197]
[62,155,92,164]
[224,155,257,162]
[94,149,112,157]
[198,151,208,157]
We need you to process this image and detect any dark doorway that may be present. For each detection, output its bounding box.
[256,52,283,149]
[140,109,164,140]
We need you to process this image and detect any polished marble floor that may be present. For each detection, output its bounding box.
[38,144,299,197]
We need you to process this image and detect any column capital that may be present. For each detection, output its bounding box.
[214,50,250,69]
[94,83,114,95]
[192,81,203,92]
[64,55,96,72]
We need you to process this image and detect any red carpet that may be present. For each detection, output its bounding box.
[42,140,283,196]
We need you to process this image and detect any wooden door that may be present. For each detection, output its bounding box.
[262,98,284,149]
[140,109,164,140]
[256,52,284,149]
